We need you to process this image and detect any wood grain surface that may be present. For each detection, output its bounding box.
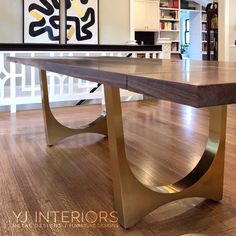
[8,56,236,107]
[1,100,236,235]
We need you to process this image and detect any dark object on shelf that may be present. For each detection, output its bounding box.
[180,0,195,10]
[181,0,188,9]
[169,11,177,19]
[206,2,218,61]
[135,32,155,45]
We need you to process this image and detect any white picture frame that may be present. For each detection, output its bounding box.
[24,0,60,44]
[66,0,98,44]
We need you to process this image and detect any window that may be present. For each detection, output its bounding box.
[185,19,190,44]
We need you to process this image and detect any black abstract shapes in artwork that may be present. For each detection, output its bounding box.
[29,0,59,15]
[28,0,60,41]
[49,15,60,30]
[65,0,72,10]
[80,0,89,4]
[81,8,95,40]
[51,0,60,9]
[29,18,60,41]
[66,7,95,41]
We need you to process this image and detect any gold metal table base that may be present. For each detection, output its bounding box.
[39,69,227,229]
[39,70,107,146]
[104,84,227,229]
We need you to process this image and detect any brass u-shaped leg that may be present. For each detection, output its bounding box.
[39,70,107,146]
[104,84,227,229]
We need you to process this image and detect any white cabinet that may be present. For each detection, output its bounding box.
[135,1,146,30]
[135,0,160,31]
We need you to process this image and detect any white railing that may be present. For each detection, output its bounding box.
[0,49,169,113]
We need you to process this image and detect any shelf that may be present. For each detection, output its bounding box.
[202,31,207,33]
[160,18,179,21]
[160,7,179,11]
[202,41,207,43]
[159,1,180,57]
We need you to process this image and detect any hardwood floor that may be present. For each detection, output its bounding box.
[1,100,236,235]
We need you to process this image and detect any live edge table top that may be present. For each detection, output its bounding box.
[8,56,236,108]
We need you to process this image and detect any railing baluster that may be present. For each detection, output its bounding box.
[10,52,16,113]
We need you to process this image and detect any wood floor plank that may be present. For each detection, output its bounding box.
[0,100,236,235]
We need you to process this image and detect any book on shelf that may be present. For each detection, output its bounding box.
[160,22,179,30]
[202,32,207,41]
[202,44,207,51]
[202,12,207,21]
[171,42,179,52]
[160,0,179,9]
[160,10,179,20]
[202,23,207,31]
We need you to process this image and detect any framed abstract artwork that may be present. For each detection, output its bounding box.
[66,0,98,44]
[24,0,60,44]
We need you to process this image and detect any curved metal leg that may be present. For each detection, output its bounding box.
[104,84,227,229]
[39,70,107,146]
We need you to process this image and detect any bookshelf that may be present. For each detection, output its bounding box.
[201,9,208,59]
[158,0,180,54]
[133,0,209,60]
[206,2,218,61]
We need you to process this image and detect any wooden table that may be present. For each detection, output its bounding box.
[8,56,236,228]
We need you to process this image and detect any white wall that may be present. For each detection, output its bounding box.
[180,11,202,60]
[218,0,229,61]
[227,0,236,61]
[0,0,131,44]
[189,11,202,60]
[218,0,236,61]
[228,0,236,46]
[0,1,23,43]
[180,11,189,45]
[99,0,130,44]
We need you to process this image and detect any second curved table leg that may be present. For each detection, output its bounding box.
[39,70,107,146]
